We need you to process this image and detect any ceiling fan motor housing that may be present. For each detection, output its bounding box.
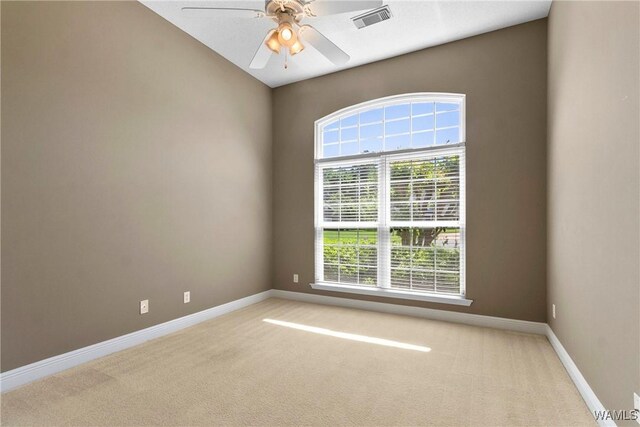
[266,0,306,22]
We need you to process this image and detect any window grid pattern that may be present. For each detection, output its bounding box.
[318,153,463,295]
[389,228,462,294]
[323,229,378,287]
[387,154,462,294]
[322,101,462,158]
[322,164,378,224]
[389,157,461,223]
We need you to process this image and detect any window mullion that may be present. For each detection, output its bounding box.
[315,164,324,283]
[459,150,466,296]
[378,156,391,289]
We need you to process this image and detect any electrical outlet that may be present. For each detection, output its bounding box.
[140,299,149,314]
[184,291,190,304]
[293,274,299,284]
[552,304,556,319]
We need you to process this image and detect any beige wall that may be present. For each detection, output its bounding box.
[547,0,640,418]
[272,20,548,322]
[1,1,272,371]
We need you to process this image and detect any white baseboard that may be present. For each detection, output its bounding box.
[270,289,548,335]
[0,290,272,393]
[546,325,614,427]
[0,287,608,427]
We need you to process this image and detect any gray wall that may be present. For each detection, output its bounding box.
[1,1,272,371]
[547,0,640,419]
[272,20,548,322]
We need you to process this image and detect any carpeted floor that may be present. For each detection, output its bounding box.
[1,298,595,426]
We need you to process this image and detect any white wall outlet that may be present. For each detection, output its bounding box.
[184,291,191,304]
[552,304,556,319]
[140,299,149,314]
[293,274,299,284]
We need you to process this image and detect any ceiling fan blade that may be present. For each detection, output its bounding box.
[305,0,383,16]
[299,25,349,66]
[249,30,276,69]
[181,7,264,18]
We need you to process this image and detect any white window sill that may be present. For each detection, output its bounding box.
[310,283,473,306]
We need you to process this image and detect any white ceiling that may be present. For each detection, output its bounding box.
[141,0,551,88]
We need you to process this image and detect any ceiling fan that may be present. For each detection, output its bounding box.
[182,0,383,69]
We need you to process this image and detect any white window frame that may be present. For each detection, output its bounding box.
[312,93,472,306]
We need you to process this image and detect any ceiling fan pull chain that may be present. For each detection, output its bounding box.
[284,50,288,69]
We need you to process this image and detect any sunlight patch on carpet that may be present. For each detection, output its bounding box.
[263,318,431,352]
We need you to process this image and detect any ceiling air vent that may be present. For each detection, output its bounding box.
[352,5,392,29]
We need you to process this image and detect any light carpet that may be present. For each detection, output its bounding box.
[1,298,595,426]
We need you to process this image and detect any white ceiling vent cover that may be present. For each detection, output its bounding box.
[352,6,392,29]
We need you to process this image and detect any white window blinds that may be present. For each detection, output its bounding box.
[387,151,464,295]
[319,162,379,287]
[321,163,378,226]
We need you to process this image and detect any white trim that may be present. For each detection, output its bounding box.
[0,290,272,393]
[315,142,466,165]
[546,325,615,427]
[0,288,607,427]
[310,282,473,306]
[271,289,545,335]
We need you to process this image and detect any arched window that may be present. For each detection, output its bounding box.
[313,93,470,305]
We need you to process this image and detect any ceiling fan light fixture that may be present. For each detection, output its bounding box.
[289,40,304,56]
[277,22,297,47]
[265,30,281,53]
[281,27,292,41]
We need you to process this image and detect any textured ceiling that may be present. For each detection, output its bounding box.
[141,1,551,87]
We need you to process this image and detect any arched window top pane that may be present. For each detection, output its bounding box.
[316,93,465,160]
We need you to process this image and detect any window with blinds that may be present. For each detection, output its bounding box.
[320,163,379,287]
[388,153,463,294]
[315,94,466,300]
